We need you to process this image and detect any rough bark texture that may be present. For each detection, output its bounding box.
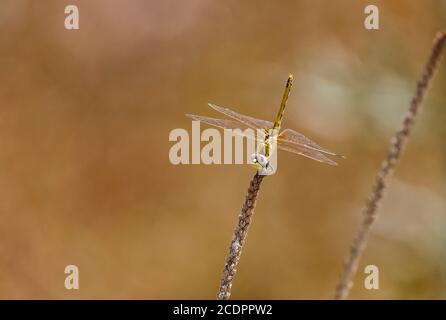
[217,173,265,300]
[334,31,446,300]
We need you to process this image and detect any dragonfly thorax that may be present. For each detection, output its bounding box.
[259,128,278,158]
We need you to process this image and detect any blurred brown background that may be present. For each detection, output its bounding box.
[0,0,445,299]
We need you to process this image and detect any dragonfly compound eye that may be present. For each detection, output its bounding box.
[257,154,268,167]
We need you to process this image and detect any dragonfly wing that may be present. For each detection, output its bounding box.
[278,128,344,158]
[208,103,273,130]
[278,141,338,166]
[186,114,260,141]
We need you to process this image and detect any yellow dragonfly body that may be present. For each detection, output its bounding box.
[187,74,343,172]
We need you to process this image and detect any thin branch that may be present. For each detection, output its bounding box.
[217,173,265,300]
[334,31,446,300]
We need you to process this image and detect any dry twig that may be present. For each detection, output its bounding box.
[217,173,265,300]
[334,31,446,300]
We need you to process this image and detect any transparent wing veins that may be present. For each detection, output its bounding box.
[208,103,273,130]
[186,114,261,141]
[278,128,345,158]
[277,141,338,166]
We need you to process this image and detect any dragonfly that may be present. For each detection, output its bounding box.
[186,74,344,174]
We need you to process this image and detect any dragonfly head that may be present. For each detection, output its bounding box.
[250,153,269,170]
